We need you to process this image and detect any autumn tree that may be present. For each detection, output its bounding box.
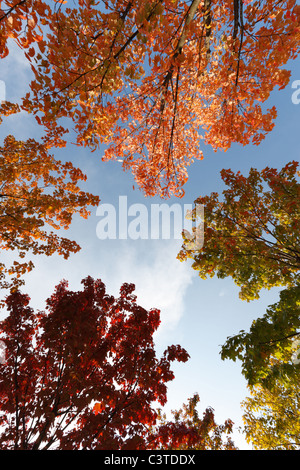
[241,370,300,450]
[0,276,190,450]
[178,162,300,388]
[0,134,99,293]
[148,392,237,450]
[221,285,300,388]
[178,161,300,301]
[1,0,300,197]
[0,2,100,292]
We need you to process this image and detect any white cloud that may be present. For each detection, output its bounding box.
[0,237,195,339]
[104,240,195,337]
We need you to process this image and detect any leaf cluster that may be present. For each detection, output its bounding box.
[221,285,300,388]
[241,373,300,450]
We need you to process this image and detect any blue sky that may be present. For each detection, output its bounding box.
[1,38,300,449]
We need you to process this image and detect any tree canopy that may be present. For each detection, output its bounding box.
[151,392,237,450]
[0,276,238,450]
[0,276,190,450]
[178,161,300,301]
[1,0,300,451]
[1,0,300,197]
[241,369,300,450]
[178,161,300,394]
[221,285,300,388]
[0,134,99,292]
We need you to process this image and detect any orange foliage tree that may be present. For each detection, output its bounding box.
[1,0,300,197]
[0,134,99,291]
[0,2,100,291]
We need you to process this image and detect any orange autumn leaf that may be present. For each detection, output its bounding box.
[93,402,104,415]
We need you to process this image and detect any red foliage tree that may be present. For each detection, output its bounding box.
[148,393,237,450]
[0,276,189,450]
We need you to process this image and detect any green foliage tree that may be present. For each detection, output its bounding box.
[241,371,300,450]
[178,161,300,301]
[178,162,300,389]
[221,285,300,387]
